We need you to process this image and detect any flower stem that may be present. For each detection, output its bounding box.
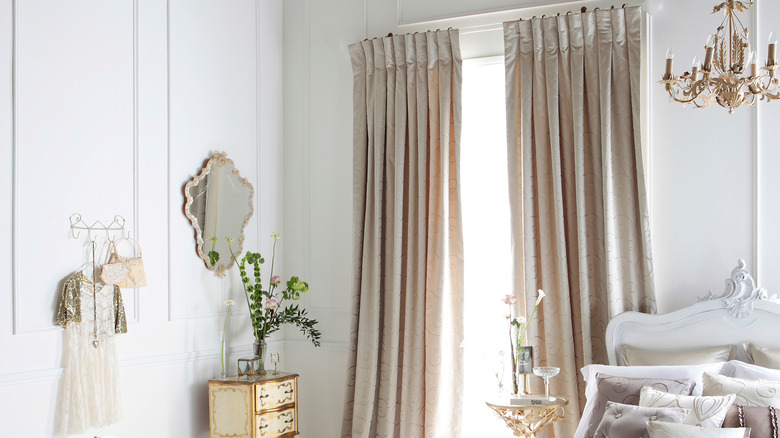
[221,306,231,377]
[228,244,255,338]
[517,299,541,348]
[509,303,517,394]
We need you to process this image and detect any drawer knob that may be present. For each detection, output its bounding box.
[285,419,294,424]
[284,390,294,394]
[259,424,268,429]
[260,394,270,399]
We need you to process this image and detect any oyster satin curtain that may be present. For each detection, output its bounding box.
[504,7,655,436]
[342,29,464,438]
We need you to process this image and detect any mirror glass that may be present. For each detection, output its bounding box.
[184,151,254,276]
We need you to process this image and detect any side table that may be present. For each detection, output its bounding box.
[209,373,299,437]
[486,396,568,437]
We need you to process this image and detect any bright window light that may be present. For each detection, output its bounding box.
[460,56,515,437]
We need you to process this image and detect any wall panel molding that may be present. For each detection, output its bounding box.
[0,341,275,387]
[166,0,261,321]
[12,0,140,334]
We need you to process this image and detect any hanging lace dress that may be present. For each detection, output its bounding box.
[55,270,127,436]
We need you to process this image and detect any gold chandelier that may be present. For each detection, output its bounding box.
[661,0,780,113]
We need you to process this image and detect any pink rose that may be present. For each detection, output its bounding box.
[502,294,518,305]
[271,275,281,287]
[266,298,278,309]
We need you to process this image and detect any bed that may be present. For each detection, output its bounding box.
[574,260,780,438]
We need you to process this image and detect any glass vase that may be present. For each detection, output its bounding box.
[254,338,267,375]
[512,346,534,396]
[238,338,267,378]
[220,330,227,379]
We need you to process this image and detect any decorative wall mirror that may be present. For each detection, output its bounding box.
[184,151,254,277]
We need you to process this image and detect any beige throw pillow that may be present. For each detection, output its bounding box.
[702,372,780,407]
[639,385,735,427]
[621,344,736,366]
[647,421,750,438]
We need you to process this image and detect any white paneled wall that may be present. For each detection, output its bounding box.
[2,0,777,436]
[0,0,284,436]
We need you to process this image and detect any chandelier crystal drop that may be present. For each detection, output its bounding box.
[661,0,780,114]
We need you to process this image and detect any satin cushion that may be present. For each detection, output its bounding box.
[583,373,695,438]
[620,344,736,366]
[703,372,780,408]
[593,401,688,438]
[646,421,750,438]
[639,385,735,427]
[722,405,779,438]
[746,343,780,370]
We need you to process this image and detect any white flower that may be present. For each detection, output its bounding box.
[224,300,235,306]
[516,316,527,326]
[535,289,546,305]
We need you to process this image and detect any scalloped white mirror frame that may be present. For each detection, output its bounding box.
[183,151,254,277]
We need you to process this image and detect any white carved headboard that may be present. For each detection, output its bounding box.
[605,260,780,365]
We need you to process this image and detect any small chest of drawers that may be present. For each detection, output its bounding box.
[209,373,299,438]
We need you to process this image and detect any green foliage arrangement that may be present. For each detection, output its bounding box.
[227,233,322,346]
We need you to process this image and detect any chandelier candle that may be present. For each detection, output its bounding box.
[703,34,715,71]
[768,32,777,66]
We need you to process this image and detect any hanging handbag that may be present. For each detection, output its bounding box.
[108,238,147,288]
[100,260,129,285]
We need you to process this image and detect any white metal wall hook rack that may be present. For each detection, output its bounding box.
[69,213,128,242]
[68,213,128,348]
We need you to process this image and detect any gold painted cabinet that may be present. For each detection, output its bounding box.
[209,373,299,438]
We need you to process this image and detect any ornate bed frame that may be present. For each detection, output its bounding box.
[605,260,780,365]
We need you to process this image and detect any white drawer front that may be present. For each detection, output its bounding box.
[257,408,296,437]
[256,379,295,409]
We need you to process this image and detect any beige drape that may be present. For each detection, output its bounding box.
[342,29,464,438]
[504,7,655,437]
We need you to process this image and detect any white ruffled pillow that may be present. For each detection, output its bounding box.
[721,360,780,381]
[639,385,735,427]
[646,421,750,438]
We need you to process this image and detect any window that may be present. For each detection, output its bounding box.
[460,56,514,436]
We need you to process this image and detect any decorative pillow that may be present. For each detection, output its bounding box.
[581,373,695,438]
[702,372,780,407]
[593,401,688,438]
[620,344,736,366]
[639,385,735,427]
[574,364,725,438]
[646,421,750,438]
[723,360,780,381]
[722,405,779,438]
[746,343,780,370]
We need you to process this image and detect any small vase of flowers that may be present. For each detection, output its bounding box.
[226,233,321,377]
[503,289,545,395]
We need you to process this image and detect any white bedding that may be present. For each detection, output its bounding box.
[575,260,780,438]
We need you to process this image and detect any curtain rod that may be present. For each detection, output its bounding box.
[520,3,629,20]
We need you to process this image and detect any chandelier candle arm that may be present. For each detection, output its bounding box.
[768,32,777,66]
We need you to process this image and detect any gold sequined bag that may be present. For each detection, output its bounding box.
[108,238,147,288]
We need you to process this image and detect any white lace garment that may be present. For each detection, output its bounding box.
[56,271,126,436]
